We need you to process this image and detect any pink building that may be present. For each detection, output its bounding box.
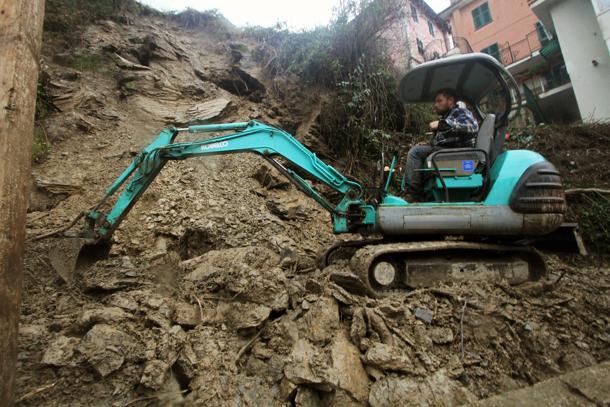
[383,0,452,71]
[440,0,580,122]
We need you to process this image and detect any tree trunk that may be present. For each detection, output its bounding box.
[0,1,46,405]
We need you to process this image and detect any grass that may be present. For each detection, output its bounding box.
[66,52,116,76]
[32,127,50,162]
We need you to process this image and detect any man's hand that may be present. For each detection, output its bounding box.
[429,120,439,131]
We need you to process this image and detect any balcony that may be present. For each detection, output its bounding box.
[497,29,552,69]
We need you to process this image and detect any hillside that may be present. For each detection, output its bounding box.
[17,2,610,406]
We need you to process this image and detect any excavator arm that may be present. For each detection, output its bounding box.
[83,120,376,242]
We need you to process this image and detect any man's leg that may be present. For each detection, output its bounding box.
[405,144,434,195]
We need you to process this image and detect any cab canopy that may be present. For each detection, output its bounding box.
[398,53,520,124]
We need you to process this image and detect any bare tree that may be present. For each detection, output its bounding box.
[0,0,46,404]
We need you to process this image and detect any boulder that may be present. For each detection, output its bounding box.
[76,324,137,377]
[41,335,80,367]
[362,342,413,373]
[369,370,477,407]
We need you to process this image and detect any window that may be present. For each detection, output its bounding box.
[481,43,500,62]
[544,63,570,90]
[535,21,551,44]
[417,38,425,55]
[411,3,418,22]
[428,20,435,37]
[472,2,492,30]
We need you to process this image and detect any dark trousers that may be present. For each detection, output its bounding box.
[406,144,436,195]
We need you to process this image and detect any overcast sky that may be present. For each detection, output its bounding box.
[138,0,451,30]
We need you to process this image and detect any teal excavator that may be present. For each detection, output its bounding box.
[47,54,574,297]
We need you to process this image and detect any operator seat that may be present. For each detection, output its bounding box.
[426,113,496,177]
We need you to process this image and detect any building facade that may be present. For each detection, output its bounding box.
[440,0,580,123]
[383,0,452,71]
[531,0,610,121]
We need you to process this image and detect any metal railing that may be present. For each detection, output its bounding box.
[498,29,549,66]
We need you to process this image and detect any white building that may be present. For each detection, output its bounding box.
[530,0,610,121]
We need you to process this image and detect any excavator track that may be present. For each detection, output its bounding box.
[347,241,547,298]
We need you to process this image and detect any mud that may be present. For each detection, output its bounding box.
[17,5,610,407]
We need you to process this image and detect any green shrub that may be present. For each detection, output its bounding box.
[44,0,158,34]
[168,8,235,39]
[244,0,409,177]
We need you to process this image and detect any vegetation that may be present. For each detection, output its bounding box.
[33,72,54,162]
[65,52,116,76]
[43,0,159,35]
[244,0,417,178]
[508,122,610,253]
[568,193,610,254]
[168,8,235,38]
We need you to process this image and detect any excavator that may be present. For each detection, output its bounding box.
[47,53,573,297]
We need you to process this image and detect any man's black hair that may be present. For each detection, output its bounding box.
[436,88,459,101]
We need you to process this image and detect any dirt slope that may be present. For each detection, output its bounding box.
[17,8,610,407]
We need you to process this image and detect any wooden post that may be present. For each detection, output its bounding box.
[0,1,46,404]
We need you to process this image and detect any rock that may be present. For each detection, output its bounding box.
[107,293,139,312]
[172,301,202,328]
[414,307,433,324]
[113,53,151,70]
[140,359,171,390]
[19,324,47,338]
[174,342,198,382]
[366,309,394,346]
[77,306,128,330]
[233,375,277,406]
[41,335,80,366]
[77,324,136,377]
[558,349,597,371]
[378,303,404,318]
[330,283,358,305]
[350,308,367,350]
[362,342,413,373]
[176,97,233,125]
[369,371,477,407]
[295,386,323,407]
[252,165,289,190]
[329,271,368,296]
[223,302,271,331]
[429,327,454,345]
[266,196,309,220]
[284,339,336,391]
[303,297,340,345]
[305,279,324,294]
[330,329,370,402]
[278,376,298,400]
[183,247,287,311]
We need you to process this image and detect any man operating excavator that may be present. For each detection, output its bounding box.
[405,89,479,199]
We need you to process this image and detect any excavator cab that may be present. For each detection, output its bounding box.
[398,53,521,203]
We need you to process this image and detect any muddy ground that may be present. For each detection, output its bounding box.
[17,7,610,407]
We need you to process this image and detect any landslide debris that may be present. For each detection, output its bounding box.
[18,2,610,406]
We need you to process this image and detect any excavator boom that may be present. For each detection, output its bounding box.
[74,120,376,243]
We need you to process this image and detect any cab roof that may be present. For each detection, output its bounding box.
[398,53,508,105]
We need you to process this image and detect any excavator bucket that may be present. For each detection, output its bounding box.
[49,238,111,282]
